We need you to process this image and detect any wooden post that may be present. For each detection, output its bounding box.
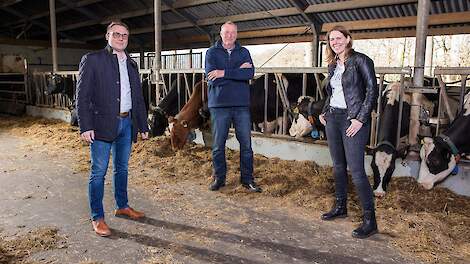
[408,0,430,155]
[49,0,58,73]
[153,0,161,104]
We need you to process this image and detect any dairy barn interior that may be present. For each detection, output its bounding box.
[0,0,470,264]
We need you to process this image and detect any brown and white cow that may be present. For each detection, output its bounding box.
[418,92,470,189]
[149,74,202,137]
[169,80,208,149]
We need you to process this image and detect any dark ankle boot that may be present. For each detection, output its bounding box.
[352,210,378,239]
[321,198,347,221]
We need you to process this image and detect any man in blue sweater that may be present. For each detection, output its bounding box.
[205,21,261,192]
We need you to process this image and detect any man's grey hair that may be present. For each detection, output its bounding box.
[220,21,237,31]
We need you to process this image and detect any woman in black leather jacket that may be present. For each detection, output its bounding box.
[318,25,379,239]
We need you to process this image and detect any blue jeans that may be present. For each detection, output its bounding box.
[209,106,254,183]
[88,116,132,221]
[325,108,374,211]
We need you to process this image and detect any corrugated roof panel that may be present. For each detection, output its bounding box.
[230,15,306,32]
[182,0,294,20]
[161,11,187,24]
[430,0,468,14]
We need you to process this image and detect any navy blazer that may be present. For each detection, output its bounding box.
[76,46,149,142]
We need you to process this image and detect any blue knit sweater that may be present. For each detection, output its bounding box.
[204,40,254,108]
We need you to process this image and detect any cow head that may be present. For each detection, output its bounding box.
[291,96,326,139]
[149,106,168,137]
[45,74,74,98]
[289,113,312,138]
[168,116,190,150]
[1,55,26,73]
[418,137,456,190]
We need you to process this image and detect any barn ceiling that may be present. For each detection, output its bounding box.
[0,0,469,51]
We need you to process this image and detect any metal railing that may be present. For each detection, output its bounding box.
[153,67,413,146]
[433,67,470,135]
[30,71,74,109]
[0,72,28,104]
[371,67,413,148]
[29,67,462,151]
[0,58,29,106]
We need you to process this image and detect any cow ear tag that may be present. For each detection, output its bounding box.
[451,165,459,175]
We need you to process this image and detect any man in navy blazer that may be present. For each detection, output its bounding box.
[76,21,149,237]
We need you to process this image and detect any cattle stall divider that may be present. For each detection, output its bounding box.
[31,71,74,109]
[155,67,413,149]
[27,67,414,151]
[0,72,28,103]
[0,58,28,114]
[372,67,413,150]
[433,67,470,136]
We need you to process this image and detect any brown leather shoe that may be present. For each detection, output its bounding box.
[92,219,111,237]
[114,207,145,220]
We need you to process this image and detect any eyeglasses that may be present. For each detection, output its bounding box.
[109,31,129,39]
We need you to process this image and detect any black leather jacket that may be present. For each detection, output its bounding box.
[322,50,378,124]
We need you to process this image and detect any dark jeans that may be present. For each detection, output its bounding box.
[88,116,132,221]
[325,107,374,211]
[209,106,253,183]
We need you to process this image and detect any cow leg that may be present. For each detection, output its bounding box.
[209,107,232,182]
[233,106,254,184]
[372,149,394,197]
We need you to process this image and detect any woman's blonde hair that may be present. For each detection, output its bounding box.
[325,25,353,66]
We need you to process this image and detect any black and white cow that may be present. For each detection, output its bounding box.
[418,92,470,190]
[250,73,324,134]
[289,96,326,139]
[45,74,77,126]
[371,80,438,196]
[371,82,412,197]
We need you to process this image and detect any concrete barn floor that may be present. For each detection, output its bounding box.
[0,132,420,264]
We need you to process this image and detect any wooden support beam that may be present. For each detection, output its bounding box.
[1,0,103,28]
[131,24,470,51]
[321,11,470,32]
[161,0,211,37]
[61,6,300,33]
[57,0,100,21]
[2,0,219,30]
[0,37,100,49]
[0,0,22,8]
[2,6,77,41]
[170,0,219,9]
[305,0,417,13]
[85,10,470,42]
